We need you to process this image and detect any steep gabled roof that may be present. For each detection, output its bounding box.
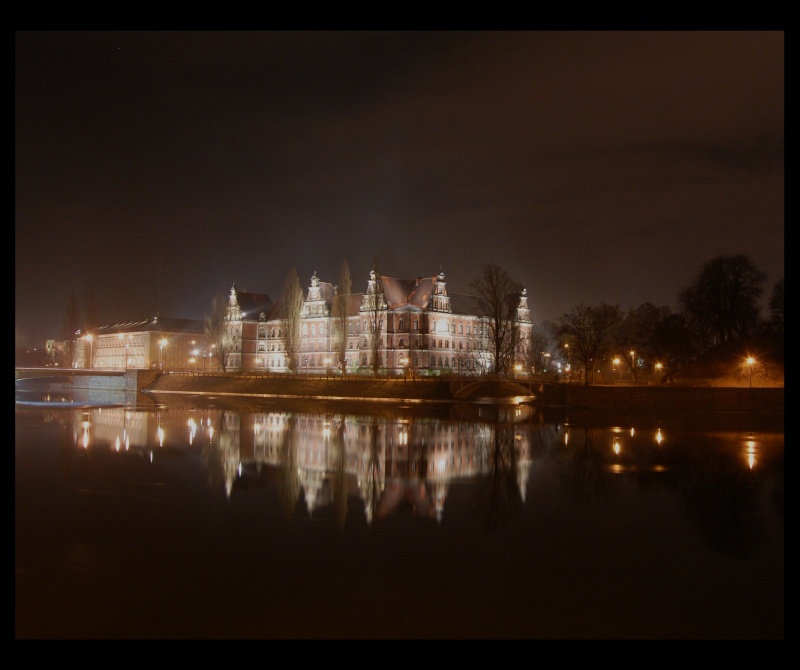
[234,290,273,319]
[449,292,482,316]
[378,276,436,310]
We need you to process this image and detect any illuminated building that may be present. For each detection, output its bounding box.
[224,268,532,375]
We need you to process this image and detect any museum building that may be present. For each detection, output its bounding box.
[224,268,532,375]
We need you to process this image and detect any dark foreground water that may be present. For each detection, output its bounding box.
[15,390,784,639]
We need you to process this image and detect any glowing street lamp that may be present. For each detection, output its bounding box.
[612,357,620,382]
[746,356,756,388]
[630,350,635,379]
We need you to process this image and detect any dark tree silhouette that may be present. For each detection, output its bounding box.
[679,254,767,348]
[768,276,784,334]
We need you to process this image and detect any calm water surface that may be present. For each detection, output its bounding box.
[15,390,784,639]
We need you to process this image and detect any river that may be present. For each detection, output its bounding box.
[15,389,784,639]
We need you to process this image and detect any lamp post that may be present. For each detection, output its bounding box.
[612,357,620,383]
[85,334,93,369]
[746,356,756,388]
[630,350,635,380]
[159,338,168,370]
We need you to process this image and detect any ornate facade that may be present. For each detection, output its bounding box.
[224,269,532,375]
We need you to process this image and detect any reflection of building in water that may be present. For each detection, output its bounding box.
[72,406,210,453]
[218,410,532,524]
[69,405,534,524]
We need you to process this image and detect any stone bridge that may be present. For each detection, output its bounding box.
[15,367,160,392]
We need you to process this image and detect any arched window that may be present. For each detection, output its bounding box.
[349,324,353,334]
[302,324,308,336]
[311,325,316,336]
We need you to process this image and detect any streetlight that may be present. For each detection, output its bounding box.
[612,357,620,382]
[746,356,756,388]
[630,350,635,380]
[159,338,168,370]
[84,334,93,369]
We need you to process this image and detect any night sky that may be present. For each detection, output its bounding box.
[15,31,784,347]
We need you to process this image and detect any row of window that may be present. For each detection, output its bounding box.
[256,354,482,369]
[260,337,482,353]
[254,319,484,339]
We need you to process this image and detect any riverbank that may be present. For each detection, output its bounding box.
[142,372,784,414]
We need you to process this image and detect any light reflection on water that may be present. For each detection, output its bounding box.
[15,393,784,639]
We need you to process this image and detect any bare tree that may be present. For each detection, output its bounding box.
[364,263,386,376]
[612,302,673,383]
[528,324,553,375]
[283,266,304,374]
[469,265,523,376]
[204,292,237,372]
[60,291,81,368]
[333,259,352,375]
[557,303,623,385]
